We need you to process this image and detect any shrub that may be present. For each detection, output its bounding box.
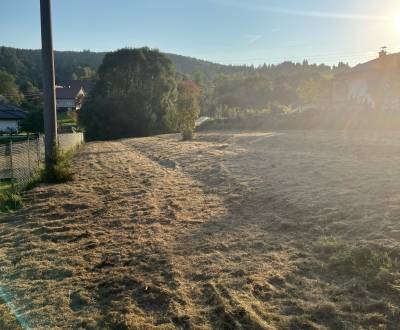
[167,80,201,141]
[182,128,194,141]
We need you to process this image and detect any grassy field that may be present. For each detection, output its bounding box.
[1,130,400,329]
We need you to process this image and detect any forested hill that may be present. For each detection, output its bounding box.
[0,46,235,87]
[0,46,350,90]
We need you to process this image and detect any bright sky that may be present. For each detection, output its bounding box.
[1,0,400,66]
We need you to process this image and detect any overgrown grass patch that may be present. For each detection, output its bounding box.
[0,147,76,212]
[316,238,400,289]
[0,180,22,212]
[0,192,23,212]
[0,180,13,194]
[41,148,75,184]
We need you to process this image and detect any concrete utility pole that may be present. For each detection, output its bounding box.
[40,0,57,166]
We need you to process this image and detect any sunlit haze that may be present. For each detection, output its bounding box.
[395,13,400,32]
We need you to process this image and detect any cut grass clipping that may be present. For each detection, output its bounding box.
[42,148,74,183]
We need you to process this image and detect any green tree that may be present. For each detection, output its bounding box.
[72,65,97,81]
[167,80,201,140]
[20,101,44,133]
[79,48,177,140]
[0,70,21,103]
[20,81,40,95]
[213,75,273,110]
[297,78,323,105]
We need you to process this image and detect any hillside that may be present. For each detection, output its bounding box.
[0,46,234,87]
[0,46,350,88]
[1,130,400,329]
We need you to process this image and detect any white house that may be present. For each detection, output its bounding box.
[0,102,26,133]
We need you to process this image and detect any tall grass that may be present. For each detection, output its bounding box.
[0,147,75,212]
[0,191,23,212]
[317,238,400,290]
[41,148,75,184]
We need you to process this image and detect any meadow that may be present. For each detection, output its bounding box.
[1,130,400,329]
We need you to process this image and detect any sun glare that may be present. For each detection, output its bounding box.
[395,14,400,32]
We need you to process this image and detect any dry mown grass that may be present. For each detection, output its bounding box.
[0,300,21,330]
[1,130,400,329]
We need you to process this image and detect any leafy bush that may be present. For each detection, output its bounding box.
[19,100,44,133]
[167,80,201,140]
[182,128,194,141]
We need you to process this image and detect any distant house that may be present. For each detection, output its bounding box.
[66,80,94,94]
[56,80,94,112]
[332,49,400,111]
[56,85,85,112]
[0,102,26,133]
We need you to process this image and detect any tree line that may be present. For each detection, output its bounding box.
[0,45,352,138]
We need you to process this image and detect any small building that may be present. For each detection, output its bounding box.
[66,80,94,94]
[332,49,400,111]
[0,102,26,133]
[56,80,93,112]
[56,85,85,112]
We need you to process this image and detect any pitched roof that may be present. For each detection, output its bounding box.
[336,52,400,80]
[56,86,83,99]
[352,52,400,73]
[0,102,26,120]
[66,80,94,93]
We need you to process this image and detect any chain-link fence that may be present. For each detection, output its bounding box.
[0,132,84,190]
